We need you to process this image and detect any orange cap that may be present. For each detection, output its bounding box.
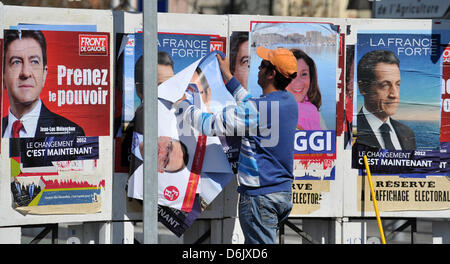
[256,46,297,78]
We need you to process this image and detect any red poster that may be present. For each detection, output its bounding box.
[2,30,110,138]
[336,33,345,136]
[0,38,2,152]
[441,46,450,142]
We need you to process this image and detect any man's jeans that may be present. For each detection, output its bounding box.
[238,191,292,244]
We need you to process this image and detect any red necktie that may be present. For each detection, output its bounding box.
[12,120,24,138]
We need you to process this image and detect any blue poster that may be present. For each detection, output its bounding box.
[352,31,443,174]
[121,32,231,237]
[157,33,210,74]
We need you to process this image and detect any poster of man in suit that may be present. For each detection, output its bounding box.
[2,29,110,214]
[2,29,110,138]
[352,31,442,174]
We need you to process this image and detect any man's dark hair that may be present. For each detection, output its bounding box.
[230,32,248,74]
[167,140,189,173]
[357,50,400,94]
[135,55,143,83]
[134,55,144,97]
[179,140,189,171]
[158,51,174,69]
[195,67,210,98]
[4,30,47,68]
[136,52,174,96]
[274,69,296,90]
[263,60,296,91]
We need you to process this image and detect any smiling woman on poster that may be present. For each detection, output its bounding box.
[2,30,85,138]
[286,48,323,130]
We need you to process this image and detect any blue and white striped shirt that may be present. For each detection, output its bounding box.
[176,77,298,195]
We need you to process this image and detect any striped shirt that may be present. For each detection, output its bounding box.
[176,77,298,195]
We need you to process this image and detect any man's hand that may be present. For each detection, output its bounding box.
[216,54,233,83]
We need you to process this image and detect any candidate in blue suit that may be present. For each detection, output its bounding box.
[2,29,84,139]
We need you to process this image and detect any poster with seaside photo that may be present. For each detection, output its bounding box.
[248,22,339,215]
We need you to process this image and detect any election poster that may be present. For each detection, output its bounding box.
[352,31,442,175]
[2,30,110,137]
[229,31,249,90]
[120,33,141,132]
[114,32,139,173]
[157,49,237,237]
[157,50,235,208]
[336,33,346,138]
[122,31,235,236]
[352,29,450,212]
[442,45,450,142]
[2,29,110,214]
[249,22,339,215]
[115,32,229,172]
[441,44,450,173]
[344,44,355,150]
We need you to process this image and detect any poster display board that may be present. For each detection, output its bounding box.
[0,5,113,226]
[1,6,449,232]
[344,18,450,217]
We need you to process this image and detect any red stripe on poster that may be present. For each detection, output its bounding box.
[181,134,207,212]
